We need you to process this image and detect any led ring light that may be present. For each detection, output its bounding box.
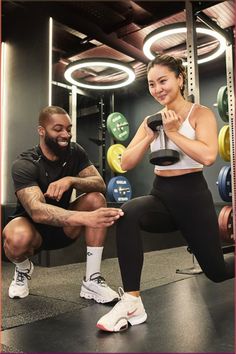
[64,58,135,90]
[143,23,227,64]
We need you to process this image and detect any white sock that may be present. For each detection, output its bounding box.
[86,246,103,280]
[13,258,30,271]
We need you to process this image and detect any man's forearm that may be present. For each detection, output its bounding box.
[33,203,85,227]
[71,176,106,193]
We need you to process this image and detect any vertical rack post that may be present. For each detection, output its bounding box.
[98,96,106,181]
[69,85,77,200]
[176,1,202,274]
[185,0,200,104]
[225,41,235,234]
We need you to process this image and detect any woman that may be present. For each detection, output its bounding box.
[97,54,235,332]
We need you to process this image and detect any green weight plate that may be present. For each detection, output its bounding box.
[107,112,130,141]
[218,125,230,161]
[217,86,229,122]
[107,144,127,173]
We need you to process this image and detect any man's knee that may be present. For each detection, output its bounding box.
[83,192,106,210]
[3,225,36,258]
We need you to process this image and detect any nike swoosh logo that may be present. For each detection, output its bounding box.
[127,308,137,316]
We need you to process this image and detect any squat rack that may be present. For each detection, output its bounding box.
[176,2,235,275]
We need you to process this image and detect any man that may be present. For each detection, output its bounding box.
[3,106,123,302]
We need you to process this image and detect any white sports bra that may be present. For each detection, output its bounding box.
[150,103,203,170]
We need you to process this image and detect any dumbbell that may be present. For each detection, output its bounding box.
[147,113,180,166]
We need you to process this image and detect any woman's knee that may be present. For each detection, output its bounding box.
[121,197,146,215]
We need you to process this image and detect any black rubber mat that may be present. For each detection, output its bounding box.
[1,275,234,353]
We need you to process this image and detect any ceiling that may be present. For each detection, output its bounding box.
[2,0,235,90]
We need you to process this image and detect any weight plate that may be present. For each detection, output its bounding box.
[218,125,230,161]
[107,112,130,141]
[217,86,229,122]
[149,149,180,166]
[217,166,232,202]
[107,176,132,203]
[107,144,127,173]
[218,206,233,243]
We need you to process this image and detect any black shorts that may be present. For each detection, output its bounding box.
[33,222,77,251]
[8,214,76,251]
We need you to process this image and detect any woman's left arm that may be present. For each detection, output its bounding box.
[164,106,218,166]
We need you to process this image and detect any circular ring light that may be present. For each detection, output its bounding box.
[143,22,227,64]
[64,58,135,90]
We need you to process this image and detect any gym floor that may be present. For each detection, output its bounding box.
[1,246,234,353]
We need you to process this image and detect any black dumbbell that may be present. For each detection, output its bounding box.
[147,113,180,166]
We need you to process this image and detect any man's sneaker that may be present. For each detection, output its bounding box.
[8,261,34,299]
[80,272,119,303]
[96,288,147,332]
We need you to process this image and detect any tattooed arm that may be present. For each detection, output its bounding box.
[16,186,123,228]
[44,165,106,202]
[72,165,106,193]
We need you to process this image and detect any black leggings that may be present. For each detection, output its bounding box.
[116,172,235,291]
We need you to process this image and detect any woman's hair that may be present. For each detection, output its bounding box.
[147,54,186,97]
[38,106,68,126]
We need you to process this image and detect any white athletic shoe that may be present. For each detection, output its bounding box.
[8,261,34,299]
[96,288,147,332]
[80,272,119,303]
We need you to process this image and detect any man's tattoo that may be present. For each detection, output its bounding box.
[17,186,76,226]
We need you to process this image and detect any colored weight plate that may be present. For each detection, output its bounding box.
[107,144,127,173]
[218,206,234,243]
[217,86,229,122]
[217,166,232,202]
[107,112,130,142]
[107,176,132,203]
[218,125,230,161]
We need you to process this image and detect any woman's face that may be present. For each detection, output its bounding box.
[147,64,183,105]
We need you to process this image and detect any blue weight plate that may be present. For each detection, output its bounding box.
[217,166,232,202]
[107,176,132,203]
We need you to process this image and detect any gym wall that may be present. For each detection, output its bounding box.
[2,11,49,205]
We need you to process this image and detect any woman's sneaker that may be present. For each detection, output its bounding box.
[96,288,147,332]
[80,272,119,303]
[8,261,34,299]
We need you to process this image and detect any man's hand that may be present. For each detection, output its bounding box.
[77,207,124,228]
[44,177,73,201]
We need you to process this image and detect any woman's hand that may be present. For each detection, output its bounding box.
[143,116,158,142]
[161,110,182,134]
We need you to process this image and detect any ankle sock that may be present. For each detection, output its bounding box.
[14,258,31,271]
[86,246,103,280]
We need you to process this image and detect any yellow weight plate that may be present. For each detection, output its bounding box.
[218,125,230,161]
[107,144,127,173]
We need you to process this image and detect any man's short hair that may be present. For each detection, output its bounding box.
[39,106,68,126]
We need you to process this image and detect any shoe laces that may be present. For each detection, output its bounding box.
[90,272,107,287]
[15,267,32,285]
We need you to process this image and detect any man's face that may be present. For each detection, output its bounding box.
[42,114,72,158]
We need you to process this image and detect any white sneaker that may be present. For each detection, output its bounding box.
[80,272,119,303]
[96,288,147,332]
[8,261,34,299]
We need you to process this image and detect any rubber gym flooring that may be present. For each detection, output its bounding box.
[1,247,234,353]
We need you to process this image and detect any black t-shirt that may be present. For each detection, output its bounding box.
[11,142,92,218]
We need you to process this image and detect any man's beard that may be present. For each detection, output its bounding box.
[44,134,71,159]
